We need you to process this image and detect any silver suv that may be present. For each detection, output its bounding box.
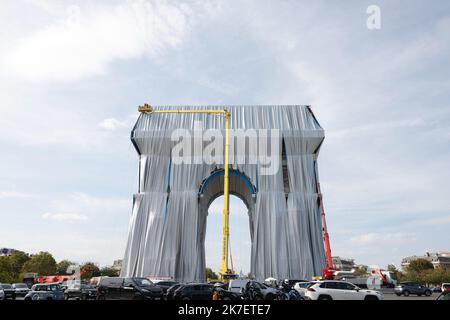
[24,283,65,300]
[394,282,432,297]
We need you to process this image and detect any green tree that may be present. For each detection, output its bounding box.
[423,267,450,285]
[407,259,434,273]
[395,270,405,283]
[0,256,14,283]
[56,260,75,275]
[80,262,101,280]
[0,252,31,282]
[21,252,57,276]
[205,267,218,280]
[403,270,421,283]
[100,267,119,277]
[9,251,30,275]
[0,271,15,283]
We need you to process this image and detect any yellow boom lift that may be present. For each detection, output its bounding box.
[138,104,237,281]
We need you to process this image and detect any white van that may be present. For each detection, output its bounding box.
[228,280,249,293]
[228,279,281,299]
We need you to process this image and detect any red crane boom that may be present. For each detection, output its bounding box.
[318,182,334,279]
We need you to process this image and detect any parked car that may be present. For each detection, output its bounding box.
[12,283,30,297]
[0,284,16,300]
[442,283,450,292]
[208,281,227,288]
[97,277,163,300]
[245,280,287,300]
[228,279,248,293]
[60,281,68,291]
[394,282,432,297]
[173,283,214,300]
[214,287,242,300]
[152,280,179,294]
[166,284,183,300]
[64,283,97,300]
[305,280,383,300]
[24,283,65,300]
[0,289,4,300]
[286,279,307,289]
[229,280,284,300]
[436,290,450,300]
[294,281,316,299]
[432,286,442,293]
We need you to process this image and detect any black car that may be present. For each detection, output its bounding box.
[166,284,183,300]
[65,283,97,300]
[0,284,16,300]
[97,277,163,300]
[12,283,30,297]
[214,287,242,300]
[394,282,432,297]
[173,284,213,300]
[153,280,179,294]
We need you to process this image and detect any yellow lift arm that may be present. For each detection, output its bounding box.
[138,104,235,280]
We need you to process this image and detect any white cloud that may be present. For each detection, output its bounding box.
[422,215,450,226]
[0,191,33,199]
[329,232,419,267]
[42,212,88,222]
[329,118,428,140]
[39,192,130,223]
[98,113,139,130]
[2,0,194,82]
[98,118,127,130]
[50,192,130,218]
[350,232,415,247]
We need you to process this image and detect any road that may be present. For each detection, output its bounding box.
[383,292,437,300]
[380,288,438,300]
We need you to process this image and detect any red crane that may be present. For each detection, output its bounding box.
[317,182,335,280]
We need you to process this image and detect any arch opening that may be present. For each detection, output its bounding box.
[197,169,256,280]
[205,195,251,277]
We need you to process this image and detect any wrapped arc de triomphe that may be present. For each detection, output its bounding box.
[121,105,327,283]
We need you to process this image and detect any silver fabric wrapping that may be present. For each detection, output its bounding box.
[121,105,327,282]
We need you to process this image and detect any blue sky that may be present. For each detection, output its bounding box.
[1,0,449,274]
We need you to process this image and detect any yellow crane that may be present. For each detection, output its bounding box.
[138,104,237,281]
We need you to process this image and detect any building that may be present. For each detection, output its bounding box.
[121,105,327,282]
[112,259,122,272]
[401,252,450,270]
[332,256,356,271]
